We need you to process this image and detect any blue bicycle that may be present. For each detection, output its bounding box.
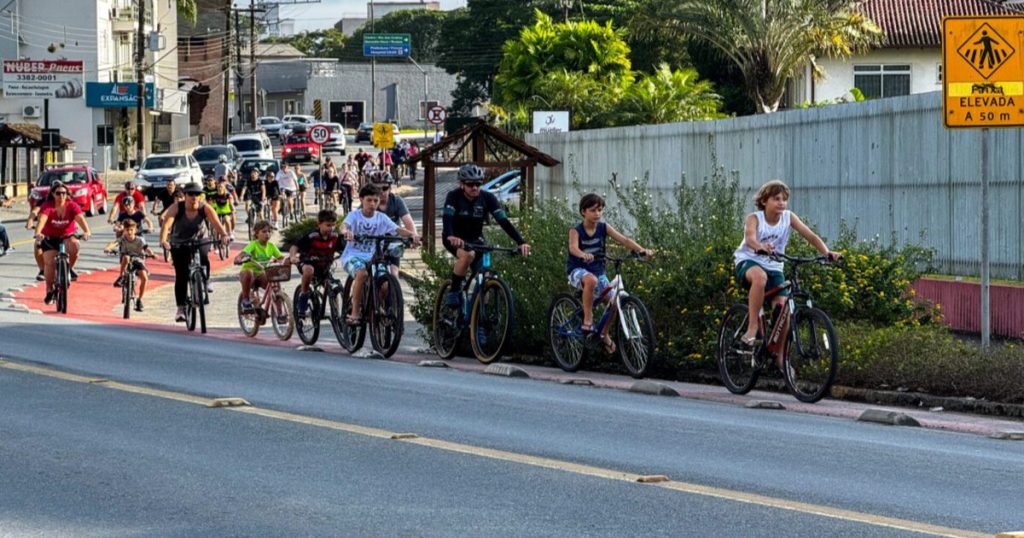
[432,243,518,363]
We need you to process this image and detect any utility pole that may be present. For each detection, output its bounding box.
[250,0,257,129]
[136,0,146,165]
[236,9,243,127]
[222,1,231,140]
[370,0,375,123]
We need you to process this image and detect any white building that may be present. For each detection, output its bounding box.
[788,0,1016,105]
[0,0,186,172]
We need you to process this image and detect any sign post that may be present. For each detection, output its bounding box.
[942,16,1024,348]
[427,105,446,143]
[309,123,331,204]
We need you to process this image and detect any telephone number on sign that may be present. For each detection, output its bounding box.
[14,74,58,81]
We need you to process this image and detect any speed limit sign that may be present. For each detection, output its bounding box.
[309,124,331,145]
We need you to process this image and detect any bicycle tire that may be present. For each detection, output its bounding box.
[432,281,461,360]
[338,276,366,353]
[470,277,514,364]
[185,274,199,332]
[547,293,586,372]
[198,276,207,334]
[294,284,320,345]
[717,303,760,394]
[271,290,294,341]
[238,291,260,337]
[784,307,839,403]
[122,272,134,319]
[369,273,404,358]
[327,281,347,348]
[247,207,257,240]
[617,295,656,378]
[55,258,69,314]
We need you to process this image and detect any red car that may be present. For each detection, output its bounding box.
[30,165,109,216]
[281,133,321,164]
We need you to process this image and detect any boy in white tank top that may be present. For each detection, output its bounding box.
[733,180,840,366]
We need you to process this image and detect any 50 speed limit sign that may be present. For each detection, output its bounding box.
[309,124,331,145]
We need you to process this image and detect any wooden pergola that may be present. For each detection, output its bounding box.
[404,120,560,252]
[0,123,75,198]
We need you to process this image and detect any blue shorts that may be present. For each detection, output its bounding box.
[735,260,790,297]
[568,268,611,296]
[343,258,368,275]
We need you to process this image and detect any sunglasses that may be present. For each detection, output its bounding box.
[463,182,483,188]
[53,191,69,196]
[185,192,200,197]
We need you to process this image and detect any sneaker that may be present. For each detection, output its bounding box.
[36,271,44,281]
[444,291,461,307]
[70,269,78,281]
[43,290,55,304]
[296,292,309,315]
[113,275,124,288]
[205,282,214,293]
[241,298,254,311]
[135,299,144,312]
[175,307,186,322]
[276,314,289,325]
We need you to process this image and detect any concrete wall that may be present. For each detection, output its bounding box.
[527,91,1024,280]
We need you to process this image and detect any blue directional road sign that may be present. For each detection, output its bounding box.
[363,33,412,58]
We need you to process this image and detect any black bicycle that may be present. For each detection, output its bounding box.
[293,253,343,346]
[337,235,412,358]
[46,233,84,314]
[432,243,518,364]
[246,197,271,240]
[718,251,840,403]
[118,251,155,319]
[171,238,219,333]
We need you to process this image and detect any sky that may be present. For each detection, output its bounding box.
[279,0,468,33]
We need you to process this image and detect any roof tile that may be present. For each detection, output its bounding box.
[861,0,1019,48]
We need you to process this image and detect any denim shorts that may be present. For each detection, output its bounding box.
[568,268,611,296]
[343,258,368,275]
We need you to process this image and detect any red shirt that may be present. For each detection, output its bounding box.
[40,201,83,238]
[115,191,145,214]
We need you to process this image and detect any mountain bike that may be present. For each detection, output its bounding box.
[236,256,294,340]
[337,235,412,358]
[718,251,840,403]
[211,213,232,260]
[432,243,518,364]
[246,197,270,240]
[548,252,655,378]
[46,233,84,314]
[117,251,155,320]
[171,238,219,333]
[293,253,343,346]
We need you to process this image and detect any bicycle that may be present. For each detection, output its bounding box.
[717,251,840,403]
[211,213,232,260]
[170,238,219,333]
[116,250,155,320]
[246,197,270,240]
[547,252,656,378]
[236,256,294,340]
[45,233,84,314]
[292,253,344,346]
[337,235,412,358]
[432,243,518,364]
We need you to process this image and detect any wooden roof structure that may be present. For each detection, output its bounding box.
[0,123,74,149]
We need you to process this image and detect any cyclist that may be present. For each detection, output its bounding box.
[202,176,218,200]
[108,219,155,312]
[275,164,299,225]
[340,162,358,213]
[442,164,530,306]
[207,179,236,236]
[733,179,840,364]
[151,180,179,219]
[105,196,152,251]
[263,169,282,227]
[159,182,231,322]
[340,184,419,324]
[321,163,340,210]
[295,165,308,210]
[235,219,285,311]
[373,171,417,278]
[33,181,91,304]
[567,193,652,354]
[213,154,230,181]
[288,209,345,316]
[110,181,147,225]
[239,168,266,220]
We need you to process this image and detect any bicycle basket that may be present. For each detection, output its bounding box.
[264,264,292,282]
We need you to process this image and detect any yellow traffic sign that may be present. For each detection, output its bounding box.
[943,16,1024,128]
[372,122,394,149]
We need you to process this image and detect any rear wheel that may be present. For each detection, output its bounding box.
[294,284,320,345]
[56,258,69,314]
[270,290,294,341]
[717,303,759,394]
[617,295,655,378]
[432,281,461,360]
[122,273,134,319]
[547,293,586,372]
[238,291,260,337]
[470,277,514,364]
[784,307,839,403]
[338,277,366,353]
[369,273,404,358]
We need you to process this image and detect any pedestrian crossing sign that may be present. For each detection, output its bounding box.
[943,16,1024,128]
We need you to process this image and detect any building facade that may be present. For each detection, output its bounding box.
[334,1,440,36]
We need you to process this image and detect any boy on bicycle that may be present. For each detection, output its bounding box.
[734,180,840,363]
[108,219,155,312]
[207,180,235,236]
[340,184,419,324]
[567,193,652,354]
[442,164,530,306]
[236,219,285,311]
[289,209,345,316]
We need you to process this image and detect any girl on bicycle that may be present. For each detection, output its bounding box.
[567,193,652,354]
[236,220,284,311]
[34,181,91,305]
[734,180,840,361]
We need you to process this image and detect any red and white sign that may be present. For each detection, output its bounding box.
[427,105,446,125]
[2,60,84,98]
[309,123,331,145]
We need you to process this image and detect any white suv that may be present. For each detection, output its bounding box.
[133,153,203,199]
[228,131,274,160]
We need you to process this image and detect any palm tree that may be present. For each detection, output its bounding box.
[616,64,724,124]
[634,0,881,113]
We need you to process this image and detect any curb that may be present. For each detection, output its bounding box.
[483,364,530,378]
[856,409,921,427]
[629,381,679,397]
[831,385,1024,420]
[745,400,786,410]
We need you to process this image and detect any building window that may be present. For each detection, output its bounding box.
[419,100,440,121]
[265,101,277,116]
[283,99,296,115]
[853,64,911,99]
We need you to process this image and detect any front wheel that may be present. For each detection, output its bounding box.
[431,281,461,360]
[294,285,321,345]
[270,290,294,341]
[469,277,514,364]
[616,295,655,378]
[122,273,134,319]
[784,307,839,403]
[238,291,260,337]
[369,273,404,358]
[338,277,366,353]
[717,303,759,394]
[547,293,586,372]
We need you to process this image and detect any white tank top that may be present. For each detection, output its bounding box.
[734,210,792,272]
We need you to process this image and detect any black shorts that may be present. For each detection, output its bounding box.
[301,262,332,281]
[125,258,148,274]
[39,236,71,252]
[442,237,483,257]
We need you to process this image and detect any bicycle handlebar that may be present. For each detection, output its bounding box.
[461,242,520,255]
[353,234,414,247]
[756,250,836,265]
[594,251,648,263]
[169,238,220,249]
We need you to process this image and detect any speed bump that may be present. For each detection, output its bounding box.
[637,475,669,483]
[208,397,251,408]
[856,409,921,427]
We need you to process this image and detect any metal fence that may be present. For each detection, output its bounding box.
[527,91,1024,279]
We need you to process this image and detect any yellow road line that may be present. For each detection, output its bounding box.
[0,359,990,538]
[11,237,36,248]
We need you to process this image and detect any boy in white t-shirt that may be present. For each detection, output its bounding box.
[340,184,419,324]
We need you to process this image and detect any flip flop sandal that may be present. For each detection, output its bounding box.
[601,334,617,354]
[346,315,362,325]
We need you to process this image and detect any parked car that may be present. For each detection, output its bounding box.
[354,122,400,144]
[278,121,305,141]
[237,158,281,178]
[321,122,346,155]
[133,153,204,200]
[29,165,108,216]
[282,114,316,125]
[228,131,274,161]
[258,116,283,138]
[483,170,521,208]
[192,144,240,177]
[281,133,321,164]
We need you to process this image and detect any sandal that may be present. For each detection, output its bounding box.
[739,334,762,350]
[601,334,617,354]
[345,314,362,325]
[581,322,594,334]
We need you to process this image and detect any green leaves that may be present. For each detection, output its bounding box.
[177,0,197,25]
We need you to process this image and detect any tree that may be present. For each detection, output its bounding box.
[615,64,723,124]
[339,9,449,63]
[266,29,346,58]
[177,0,198,24]
[635,0,881,113]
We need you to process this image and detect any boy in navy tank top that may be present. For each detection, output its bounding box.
[567,193,652,353]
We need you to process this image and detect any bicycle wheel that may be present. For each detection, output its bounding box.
[270,290,294,341]
[470,277,514,364]
[338,277,366,353]
[432,281,461,360]
[247,207,257,240]
[238,291,260,337]
[214,232,226,260]
[617,295,656,378]
[186,274,200,332]
[56,258,69,314]
[717,303,759,394]
[294,284,320,345]
[369,273,404,358]
[785,307,840,403]
[122,273,134,319]
[547,293,586,372]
